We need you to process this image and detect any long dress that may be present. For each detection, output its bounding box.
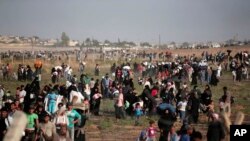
[210,70,219,86]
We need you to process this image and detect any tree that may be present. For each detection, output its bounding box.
[81,41,85,47]
[85,38,91,47]
[104,40,111,45]
[128,41,136,47]
[169,41,176,48]
[61,32,70,46]
[170,41,176,45]
[182,42,190,48]
[92,39,99,47]
[140,42,152,47]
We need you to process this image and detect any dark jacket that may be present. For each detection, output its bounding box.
[207,120,225,141]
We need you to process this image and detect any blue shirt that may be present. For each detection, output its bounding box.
[135,108,143,116]
[180,134,190,141]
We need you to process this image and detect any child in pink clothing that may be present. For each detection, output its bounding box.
[147,120,158,141]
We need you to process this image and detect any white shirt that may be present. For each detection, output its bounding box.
[70,90,84,104]
[55,115,69,126]
[68,69,72,75]
[144,81,151,88]
[52,71,58,76]
[177,101,187,111]
[19,90,26,103]
[116,93,124,107]
[0,89,4,99]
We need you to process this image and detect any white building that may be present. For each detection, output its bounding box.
[44,39,58,46]
[212,43,221,48]
[68,40,79,47]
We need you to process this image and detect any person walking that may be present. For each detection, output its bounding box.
[134,103,143,126]
[38,113,56,141]
[177,98,188,123]
[115,88,126,120]
[66,102,81,141]
[54,107,69,134]
[207,113,225,141]
[24,105,39,141]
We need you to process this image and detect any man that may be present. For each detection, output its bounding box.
[219,87,232,117]
[0,107,8,141]
[55,125,71,141]
[6,102,17,125]
[25,105,39,141]
[79,61,85,75]
[39,113,56,141]
[101,74,111,98]
[0,85,4,109]
[66,102,81,141]
[207,113,225,141]
[19,85,26,104]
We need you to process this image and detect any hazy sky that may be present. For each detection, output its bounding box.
[0,0,249,43]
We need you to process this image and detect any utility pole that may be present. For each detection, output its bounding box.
[159,34,161,48]
[32,38,34,55]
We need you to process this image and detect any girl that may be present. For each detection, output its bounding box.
[147,120,158,141]
[134,103,143,126]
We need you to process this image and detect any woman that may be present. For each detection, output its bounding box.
[210,69,219,86]
[90,79,100,111]
[35,105,48,123]
[54,107,69,134]
[38,85,50,103]
[168,125,179,141]
[115,88,126,120]
[92,88,102,116]
[201,85,212,107]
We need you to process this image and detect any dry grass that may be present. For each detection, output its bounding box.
[144,45,250,57]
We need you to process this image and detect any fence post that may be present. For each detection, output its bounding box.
[22,52,24,64]
[12,55,14,65]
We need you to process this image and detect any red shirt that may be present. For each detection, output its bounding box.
[147,127,156,137]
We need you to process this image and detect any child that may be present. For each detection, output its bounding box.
[177,98,188,123]
[147,120,158,141]
[134,103,143,126]
[207,100,215,122]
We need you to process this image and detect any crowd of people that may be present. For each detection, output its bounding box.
[0,49,249,141]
